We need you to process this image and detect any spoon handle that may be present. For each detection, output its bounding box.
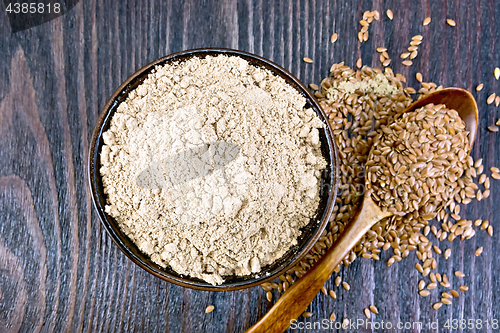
[245,197,391,333]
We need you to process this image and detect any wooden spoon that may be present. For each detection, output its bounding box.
[245,87,478,333]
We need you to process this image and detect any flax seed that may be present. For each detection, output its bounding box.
[487,93,496,104]
[433,302,443,310]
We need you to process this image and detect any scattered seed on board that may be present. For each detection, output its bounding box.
[447,19,456,26]
[356,58,363,69]
[335,276,342,287]
[427,282,438,289]
[441,281,451,288]
[369,305,379,314]
[444,248,452,260]
[329,290,336,299]
[451,290,460,297]
[442,292,453,299]
[402,60,413,66]
[331,33,338,43]
[342,282,351,290]
[364,308,371,318]
[492,172,500,180]
[416,72,423,82]
[495,67,500,80]
[460,285,469,291]
[419,290,431,297]
[442,298,452,305]
[496,96,500,106]
[476,83,484,91]
[488,225,494,236]
[455,271,465,277]
[475,247,483,256]
[358,31,364,42]
[330,313,336,321]
[387,257,395,266]
[266,291,272,302]
[386,9,394,20]
[205,305,215,313]
[423,17,431,26]
[303,57,313,63]
[309,83,319,90]
[489,126,499,132]
[433,302,443,310]
[302,311,313,318]
[487,93,496,104]
[419,280,426,290]
[482,220,490,230]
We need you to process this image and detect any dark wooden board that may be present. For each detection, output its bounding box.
[0,0,499,332]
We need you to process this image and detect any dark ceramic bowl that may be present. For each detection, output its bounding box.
[88,48,340,291]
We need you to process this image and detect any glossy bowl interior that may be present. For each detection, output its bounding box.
[88,48,340,291]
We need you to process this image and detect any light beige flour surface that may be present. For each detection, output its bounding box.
[100,55,327,285]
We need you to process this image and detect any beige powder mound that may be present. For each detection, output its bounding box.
[100,55,327,285]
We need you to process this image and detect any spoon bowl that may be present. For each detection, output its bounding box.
[245,87,479,333]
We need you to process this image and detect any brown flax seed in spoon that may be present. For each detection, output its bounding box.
[367,103,471,217]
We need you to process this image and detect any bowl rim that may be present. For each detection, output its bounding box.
[88,47,340,291]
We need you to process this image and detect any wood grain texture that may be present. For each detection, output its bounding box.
[0,0,499,332]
